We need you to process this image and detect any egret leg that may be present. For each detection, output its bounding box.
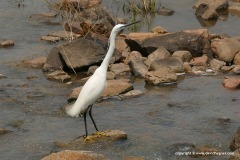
[89,105,108,137]
[83,107,94,142]
[89,105,99,131]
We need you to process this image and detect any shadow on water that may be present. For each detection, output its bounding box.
[0,0,240,160]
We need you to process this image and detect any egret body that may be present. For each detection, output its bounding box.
[66,21,140,140]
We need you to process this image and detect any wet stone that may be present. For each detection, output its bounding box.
[41,35,61,42]
[46,70,71,83]
[54,130,127,149]
[41,150,108,160]
[20,56,47,69]
[0,128,12,136]
[0,39,14,48]
[0,74,7,79]
[119,90,144,99]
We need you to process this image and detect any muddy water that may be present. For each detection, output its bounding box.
[0,0,240,160]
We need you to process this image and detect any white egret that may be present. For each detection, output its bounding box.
[66,21,140,141]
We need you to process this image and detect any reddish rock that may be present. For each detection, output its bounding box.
[222,77,240,89]
[127,32,159,42]
[190,54,208,66]
[115,37,128,53]
[151,26,168,34]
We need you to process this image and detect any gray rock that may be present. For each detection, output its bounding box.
[193,0,228,20]
[106,71,115,80]
[150,58,184,73]
[145,46,170,67]
[41,35,61,42]
[87,66,99,76]
[41,150,108,160]
[129,59,148,78]
[59,38,105,71]
[230,127,240,151]
[172,51,192,63]
[119,90,144,99]
[211,38,240,63]
[20,56,47,69]
[43,47,67,72]
[109,63,131,79]
[209,58,226,71]
[157,6,175,16]
[126,30,209,57]
[145,68,177,85]
[124,51,143,65]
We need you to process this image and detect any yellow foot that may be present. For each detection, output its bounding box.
[94,131,109,137]
[83,135,95,142]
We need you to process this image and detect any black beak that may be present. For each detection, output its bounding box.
[124,20,141,27]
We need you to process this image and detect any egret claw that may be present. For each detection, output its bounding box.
[83,135,95,142]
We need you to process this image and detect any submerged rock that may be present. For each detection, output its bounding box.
[41,150,107,160]
[0,39,14,48]
[41,35,61,42]
[20,56,47,69]
[119,90,144,99]
[230,127,240,151]
[46,70,71,83]
[0,128,11,136]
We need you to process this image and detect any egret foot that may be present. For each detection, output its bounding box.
[94,131,109,137]
[83,135,95,142]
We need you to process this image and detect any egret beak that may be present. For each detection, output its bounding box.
[124,20,141,27]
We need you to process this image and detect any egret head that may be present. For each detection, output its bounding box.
[112,21,141,33]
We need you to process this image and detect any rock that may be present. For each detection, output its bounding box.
[183,63,193,73]
[64,21,84,35]
[211,38,240,63]
[109,63,131,79]
[43,47,68,72]
[218,117,231,123]
[46,70,71,83]
[0,128,11,135]
[58,38,105,71]
[230,127,240,151]
[157,6,175,16]
[48,31,81,40]
[193,0,228,20]
[68,79,133,101]
[106,71,115,80]
[115,37,128,53]
[75,4,115,37]
[229,2,240,16]
[145,68,177,85]
[123,156,145,160]
[191,145,219,158]
[234,52,240,65]
[222,77,240,89]
[190,54,208,66]
[41,150,107,160]
[150,58,184,73]
[0,74,7,79]
[41,35,61,42]
[172,51,192,63]
[124,51,143,65]
[0,39,14,48]
[209,58,226,71]
[127,30,209,57]
[85,31,108,49]
[119,90,144,99]
[20,56,47,69]
[87,66,98,76]
[29,13,59,25]
[122,48,130,59]
[54,130,127,149]
[126,32,159,42]
[229,148,240,160]
[233,65,240,74]
[129,59,148,78]
[145,46,170,67]
[221,65,234,73]
[151,26,168,34]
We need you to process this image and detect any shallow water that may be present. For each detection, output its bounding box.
[0,0,240,160]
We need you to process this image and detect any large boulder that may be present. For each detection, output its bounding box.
[41,150,107,160]
[193,0,228,20]
[126,29,210,57]
[59,38,105,71]
[211,38,240,63]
